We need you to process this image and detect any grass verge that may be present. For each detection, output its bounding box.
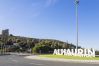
[39,54,99,60]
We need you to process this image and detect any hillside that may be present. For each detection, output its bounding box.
[0,34,79,53]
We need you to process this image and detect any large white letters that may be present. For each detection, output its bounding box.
[53,49,95,57]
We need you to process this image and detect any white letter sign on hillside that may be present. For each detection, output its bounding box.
[53,49,95,57]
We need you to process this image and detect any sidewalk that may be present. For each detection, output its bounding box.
[25,55,99,64]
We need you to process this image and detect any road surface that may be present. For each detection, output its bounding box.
[0,55,99,66]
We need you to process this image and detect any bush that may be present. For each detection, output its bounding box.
[32,44,53,54]
[32,45,41,54]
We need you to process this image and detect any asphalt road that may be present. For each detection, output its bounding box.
[0,55,99,66]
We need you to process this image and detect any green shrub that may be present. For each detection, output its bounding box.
[32,44,53,54]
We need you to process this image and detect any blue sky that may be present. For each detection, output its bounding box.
[0,0,99,50]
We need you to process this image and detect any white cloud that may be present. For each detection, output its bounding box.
[31,0,59,17]
[31,0,58,8]
[45,0,58,7]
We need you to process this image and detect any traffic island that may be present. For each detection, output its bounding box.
[25,55,99,64]
[39,54,99,60]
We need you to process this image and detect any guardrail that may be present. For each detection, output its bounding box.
[9,52,32,56]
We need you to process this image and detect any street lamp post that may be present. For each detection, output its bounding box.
[75,0,79,51]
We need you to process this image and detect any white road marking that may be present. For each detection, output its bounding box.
[9,58,13,60]
[29,63,43,65]
[11,60,18,63]
[12,55,16,57]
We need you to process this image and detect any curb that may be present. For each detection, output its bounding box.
[25,56,99,64]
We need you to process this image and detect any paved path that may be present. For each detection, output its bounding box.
[0,55,99,66]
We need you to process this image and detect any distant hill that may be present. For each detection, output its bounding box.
[0,34,81,53]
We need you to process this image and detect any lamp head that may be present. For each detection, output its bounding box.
[75,0,79,4]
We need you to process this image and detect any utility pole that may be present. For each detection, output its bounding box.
[75,0,79,51]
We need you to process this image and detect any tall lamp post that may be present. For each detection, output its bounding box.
[75,0,79,51]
